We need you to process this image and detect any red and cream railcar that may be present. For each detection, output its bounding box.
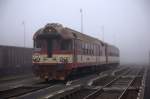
[32,23,119,80]
[106,44,120,64]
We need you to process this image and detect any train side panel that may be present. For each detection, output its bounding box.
[73,39,106,68]
[105,44,120,65]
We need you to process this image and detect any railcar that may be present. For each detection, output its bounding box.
[32,23,120,80]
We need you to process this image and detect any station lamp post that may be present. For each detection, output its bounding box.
[101,25,104,42]
[22,21,26,48]
[80,9,83,33]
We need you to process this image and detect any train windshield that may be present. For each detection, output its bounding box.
[34,39,72,57]
[47,39,72,57]
[46,39,72,51]
[34,39,46,52]
[61,39,72,50]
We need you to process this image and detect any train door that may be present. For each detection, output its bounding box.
[47,39,52,57]
[105,44,108,64]
[73,39,77,63]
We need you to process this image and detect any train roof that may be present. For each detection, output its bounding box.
[64,27,105,45]
[33,23,112,46]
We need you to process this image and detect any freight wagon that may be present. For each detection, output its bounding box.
[0,45,32,77]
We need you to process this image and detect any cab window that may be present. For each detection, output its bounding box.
[61,39,72,50]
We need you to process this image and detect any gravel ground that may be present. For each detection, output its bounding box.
[0,73,34,83]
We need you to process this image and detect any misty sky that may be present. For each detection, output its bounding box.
[0,0,150,64]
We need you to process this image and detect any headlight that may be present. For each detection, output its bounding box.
[32,55,40,62]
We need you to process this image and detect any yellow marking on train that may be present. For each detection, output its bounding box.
[32,54,73,63]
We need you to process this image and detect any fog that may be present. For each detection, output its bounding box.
[0,0,150,64]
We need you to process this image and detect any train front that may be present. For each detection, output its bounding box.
[32,23,74,80]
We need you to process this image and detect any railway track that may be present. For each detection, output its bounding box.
[85,68,146,99]
[0,66,122,98]
[85,69,139,99]
[0,80,62,99]
[0,66,146,99]
[43,67,146,99]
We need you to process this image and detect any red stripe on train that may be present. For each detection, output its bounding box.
[33,51,73,54]
[33,62,108,69]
